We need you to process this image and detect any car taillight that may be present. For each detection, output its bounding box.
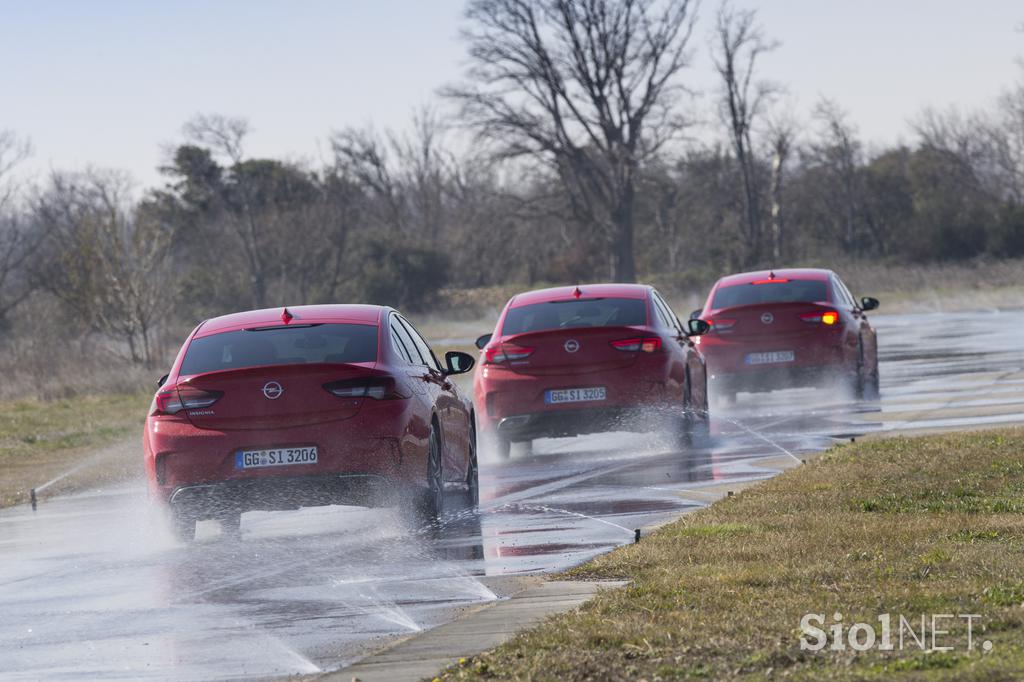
[484,344,535,364]
[610,337,662,353]
[149,386,222,416]
[800,310,839,325]
[323,376,409,400]
[707,318,737,332]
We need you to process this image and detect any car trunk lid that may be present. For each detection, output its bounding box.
[499,326,647,376]
[177,362,378,431]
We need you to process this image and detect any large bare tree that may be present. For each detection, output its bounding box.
[711,1,778,267]
[445,0,698,282]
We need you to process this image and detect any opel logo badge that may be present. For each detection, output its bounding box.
[262,381,284,400]
[761,312,774,325]
[564,339,580,353]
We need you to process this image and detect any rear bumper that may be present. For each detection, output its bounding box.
[711,363,849,393]
[144,402,419,507]
[475,357,680,436]
[168,473,390,518]
[495,405,674,440]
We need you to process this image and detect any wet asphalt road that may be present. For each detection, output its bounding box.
[2,309,1024,680]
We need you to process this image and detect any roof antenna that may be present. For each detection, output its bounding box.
[281,307,294,324]
[572,286,583,299]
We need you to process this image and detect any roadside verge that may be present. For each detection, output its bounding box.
[433,429,1024,680]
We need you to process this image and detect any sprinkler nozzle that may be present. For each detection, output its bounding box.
[634,528,641,544]
[30,488,37,512]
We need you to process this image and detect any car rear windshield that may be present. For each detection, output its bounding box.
[180,324,378,375]
[501,298,648,335]
[711,280,829,309]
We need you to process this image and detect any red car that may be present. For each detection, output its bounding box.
[693,268,879,401]
[143,304,478,541]
[473,284,710,458]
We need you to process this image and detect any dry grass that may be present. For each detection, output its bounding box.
[0,393,150,507]
[439,430,1024,681]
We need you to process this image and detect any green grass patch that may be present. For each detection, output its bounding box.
[438,429,1024,681]
[0,393,149,507]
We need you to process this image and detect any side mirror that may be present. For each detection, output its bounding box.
[860,297,880,312]
[444,350,476,375]
[474,333,493,350]
[687,319,711,336]
[157,374,169,387]
[689,309,703,320]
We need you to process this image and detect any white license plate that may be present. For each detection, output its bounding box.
[235,446,318,469]
[745,351,796,365]
[545,387,607,404]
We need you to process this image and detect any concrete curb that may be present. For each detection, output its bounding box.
[314,579,628,682]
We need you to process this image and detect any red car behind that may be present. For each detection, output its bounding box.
[144,304,477,541]
[473,284,710,458]
[693,268,879,401]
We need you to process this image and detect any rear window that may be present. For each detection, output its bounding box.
[711,280,829,309]
[180,324,378,375]
[501,298,647,335]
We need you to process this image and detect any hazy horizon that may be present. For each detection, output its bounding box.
[2,0,1021,190]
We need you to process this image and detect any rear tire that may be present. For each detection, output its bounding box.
[467,423,480,508]
[416,424,445,523]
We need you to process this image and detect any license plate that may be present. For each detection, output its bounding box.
[545,387,607,404]
[745,351,796,365]
[235,446,318,469]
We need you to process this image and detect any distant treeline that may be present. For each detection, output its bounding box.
[0,0,1022,373]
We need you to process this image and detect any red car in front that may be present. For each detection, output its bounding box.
[472,284,710,458]
[693,269,879,402]
[143,304,478,541]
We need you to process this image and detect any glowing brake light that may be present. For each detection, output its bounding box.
[752,278,790,284]
[800,310,839,325]
[484,344,535,364]
[150,386,222,416]
[707,318,737,332]
[610,337,662,353]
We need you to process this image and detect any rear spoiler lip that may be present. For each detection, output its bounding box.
[499,325,650,344]
[176,361,380,384]
[706,300,833,315]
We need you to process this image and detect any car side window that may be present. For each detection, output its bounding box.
[831,276,855,308]
[838,278,858,309]
[398,316,442,372]
[651,291,681,333]
[389,322,414,364]
[390,317,422,365]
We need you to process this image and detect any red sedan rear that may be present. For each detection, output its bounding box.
[693,269,879,401]
[473,284,710,458]
[143,304,478,541]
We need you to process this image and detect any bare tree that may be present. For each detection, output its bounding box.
[0,131,41,323]
[182,114,272,307]
[766,115,795,262]
[331,109,457,241]
[807,98,865,251]
[445,0,698,282]
[34,171,175,366]
[711,1,778,266]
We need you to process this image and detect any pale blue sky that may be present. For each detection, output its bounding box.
[1,1,1021,189]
